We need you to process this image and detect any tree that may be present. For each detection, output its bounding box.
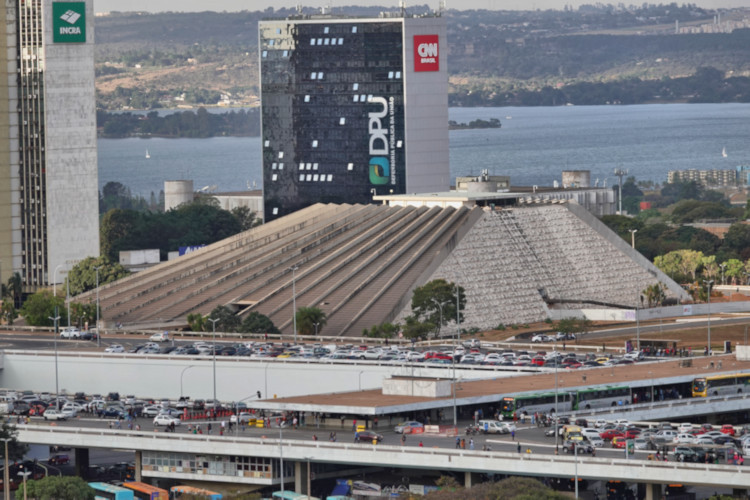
[675,249,703,281]
[230,206,261,231]
[422,476,567,500]
[186,312,207,332]
[100,208,141,261]
[410,279,466,337]
[401,315,434,339]
[365,322,400,338]
[1,422,27,461]
[724,258,745,284]
[207,305,240,333]
[642,283,666,307]
[19,290,66,327]
[700,255,718,280]
[66,256,130,296]
[241,311,279,334]
[295,307,326,335]
[17,476,94,500]
[723,223,750,261]
[556,317,591,337]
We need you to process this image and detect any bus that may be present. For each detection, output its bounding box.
[89,482,135,500]
[122,481,168,499]
[169,485,222,499]
[692,373,750,397]
[500,392,572,418]
[572,385,631,411]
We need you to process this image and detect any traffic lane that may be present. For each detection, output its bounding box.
[28,417,658,462]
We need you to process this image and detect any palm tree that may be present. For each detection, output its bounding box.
[295,307,327,335]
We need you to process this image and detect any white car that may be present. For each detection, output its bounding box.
[230,412,255,424]
[153,414,181,427]
[674,433,694,444]
[587,436,605,448]
[594,419,608,428]
[582,428,602,440]
[61,402,83,414]
[141,405,162,417]
[149,332,169,342]
[104,344,125,353]
[531,334,549,343]
[60,327,81,339]
[678,423,693,433]
[43,408,68,421]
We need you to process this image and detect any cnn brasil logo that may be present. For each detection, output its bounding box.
[414,35,439,72]
[53,2,86,43]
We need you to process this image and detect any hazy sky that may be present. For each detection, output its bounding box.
[93,0,750,14]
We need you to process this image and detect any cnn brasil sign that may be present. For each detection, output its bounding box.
[413,34,439,72]
[53,2,86,43]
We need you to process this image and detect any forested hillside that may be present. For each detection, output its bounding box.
[93,4,750,109]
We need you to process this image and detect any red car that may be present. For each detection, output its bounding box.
[48,454,69,465]
[531,357,545,366]
[695,423,714,434]
[564,361,582,369]
[600,429,625,440]
[625,428,641,439]
[611,437,627,449]
[720,424,736,436]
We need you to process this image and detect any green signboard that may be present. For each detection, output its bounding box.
[52,2,86,43]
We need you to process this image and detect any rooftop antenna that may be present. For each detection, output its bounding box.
[614,167,628,215]
[400,0,406,16]
[438,0,446,14]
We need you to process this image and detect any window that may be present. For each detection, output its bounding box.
[353,83,359,91]
[299,163,305,170]
[311,72,317,80]
[396,71,401,78]
[324,27,329,34]
[272,174,278,181]
[304,95,310,102]
[317,38,322,45]
[324,38,330,45]
[264,140,270,147]
[311,38,316,45]
[278,163,284,170]
[312,140,318,148]
[273,208,278,215]
[338,37,344,44]
[352,26,357,33]
[306,163,312,170]
[299,174,305,181]
[339,117,346,125]
[313,163,319,170]
[276,28,281,34]
[327,174,333,181]
[283,50,289,57]
[272,162,277,170]
[313,174,319,181]
[262,51,268,58]
[353,96,359,102]
[269,39,275,46]
[397,140,403,148]
[278,152,284,159]
[318,72,324,79]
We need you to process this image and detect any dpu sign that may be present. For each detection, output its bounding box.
[53,2,86,43]
[413,34,439,72]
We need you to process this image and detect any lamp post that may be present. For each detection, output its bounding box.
[720,263,726,286]
[49,311,61,410]
[52,264,64,298]
[614,167,628,215]
[66,274,71,328]
[430,299,449,339]
[290,266,299,344]
[574,443,579,499]
[628,229,637,249]
[180,365,196,399]
[208,318,220,408]
[704,279,713,355]
[94,266,101,347]
[17,467,30,500]
[2,437,10,500]
[278,426,285,494]
[453,285,460,428]
[554,338,559,454]
[635,295,640,352]
[313,322,319,336]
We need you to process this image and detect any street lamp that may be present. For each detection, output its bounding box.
[180,365,196,399]
[453,284,460,429]
[313,322,319,336]
[628,229,637,249]
[635,293,641,352]
[17,467,30,500]
[52,264,64,298]
[49,312,61,410]
[94,266,101,347]
[430,299,449,338]
[278,426,285,494]
[290,266,299,344]
[704,280,714,356]
[2,437,11,500]
[208,318,220,409]
[65,273,71,328]
[554,338,559,454]
[574,444,579,499]
[720,263,726,286]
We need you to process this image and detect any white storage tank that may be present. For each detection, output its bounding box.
[562,170,591,188]
[164,180,194,210]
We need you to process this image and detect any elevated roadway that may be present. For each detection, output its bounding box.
[15,425,750,492]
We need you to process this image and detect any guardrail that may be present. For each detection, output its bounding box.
[567,392,750,420]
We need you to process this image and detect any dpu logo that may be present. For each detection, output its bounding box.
[413,35,439,72]
[369,157,390,185]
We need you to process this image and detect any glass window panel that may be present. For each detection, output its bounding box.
[262,51,268,58]
[339,117,345,125]
[338,37,344,44]
[299,174,305,181]
[347,163,354,171]
[313,163,319,170]
[327,175,333,181]
[324,27,329,33]
[279,163,284,170]
[313,174,319,181]
[324,38,330,45]
[278,152,284,159]
[312,140,318,148]
[304,95,310,102]
[306,174,312,181]
[272,174,277,181]
[310,38,316,45]
[353,83,359,91]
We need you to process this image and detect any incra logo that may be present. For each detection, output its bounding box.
[414,35,439,72]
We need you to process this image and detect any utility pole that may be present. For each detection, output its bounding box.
[614,167,628,215]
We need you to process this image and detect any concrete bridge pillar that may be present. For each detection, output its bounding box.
[134,451,142,481]
[295,461,303,493]
[643,483,661,500]
[464,471,479,488]
[74,448,89,479]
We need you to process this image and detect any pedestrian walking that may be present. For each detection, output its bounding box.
[418,441,423,447]
[517,442,521,453]
[461,438,465,449]
[401,434,406,446]
[455,437,461,449]
[511,429,515,440]
[469,438,474,450]
[352,418,357,432]
[354,431,360,443]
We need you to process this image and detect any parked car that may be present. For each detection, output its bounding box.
[48,454,69,465]
[394,421,424,434]
[80,330,99,341]
[141,405,162,417]
[563,440,593,454]
[103,344,124,353]
[153,414,181,427]
[721,424,736,436]
[230,412,256,425]
[60,327,81,339]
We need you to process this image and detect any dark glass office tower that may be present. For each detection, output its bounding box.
[259,15,448,222]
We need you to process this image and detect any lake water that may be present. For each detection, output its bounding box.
[98,103,750,197]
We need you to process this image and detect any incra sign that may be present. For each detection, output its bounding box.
[53,2,86,43]
[413,35,439,72]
